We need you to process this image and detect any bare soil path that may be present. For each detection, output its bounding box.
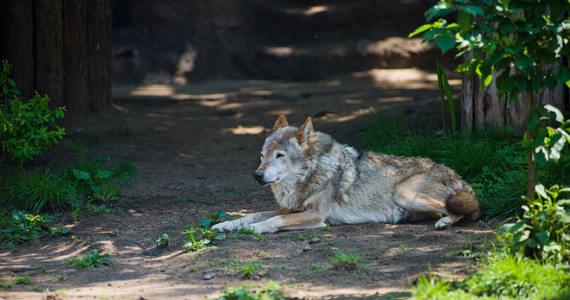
[0,69,492,299]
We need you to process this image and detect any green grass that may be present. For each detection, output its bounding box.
[217,281,286,300]
[359,116,570,219]
[411,252,570,299]
[1,167,79,214]
[329,250,363,271]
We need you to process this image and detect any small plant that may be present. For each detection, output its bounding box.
[310,263,324,270]
[182,231,210,252]
[0,278,14,288]
[13,275,33,285]
[256,234,266,243]
[217,281,286,300]
[239,261,263,278]
[65,249,112,268]
[500,184,570,263]
[155,232,170,248]
[0,60,66,170]
[0,210,69,249]
[86,203,119,215]
[116,124,133,136]
[93,184,122,202]
[309,232,322,239]
[200,210,227,228]
[330,251,363,272]
[411,273,451,300]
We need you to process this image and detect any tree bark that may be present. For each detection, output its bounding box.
[87,0,113,111]
[0,0,34,100]
[63,0,89,112]
[34,0,64,108]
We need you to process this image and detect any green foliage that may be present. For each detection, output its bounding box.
[217,281,287,300]
[1,166,80,213]
[65,249,112,268]
[500,184,570,264]
[0,60,66,168]
[410,0,570,101]
[435,54,456,132]
[0,209,70,249]
[239,261,263,278]
[329,251,363,271]
[182,227,225,252]
[412,252,570,299]
[200,210,227,228]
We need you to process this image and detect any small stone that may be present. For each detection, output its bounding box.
[127,209,136,214]
[203,273,215,280]
[302,246,312,252]
[308,237,321,244]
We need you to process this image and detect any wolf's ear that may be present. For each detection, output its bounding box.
[297,117,313,145]
[272,115,289,132]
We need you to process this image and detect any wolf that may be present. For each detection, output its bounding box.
[212,115,481,234]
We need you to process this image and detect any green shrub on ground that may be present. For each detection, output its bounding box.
[1,166,79,214]
[0,60,65,169]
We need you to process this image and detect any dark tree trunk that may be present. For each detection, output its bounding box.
[0,0,113,113]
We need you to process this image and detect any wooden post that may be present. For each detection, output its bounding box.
[87,0,113,111]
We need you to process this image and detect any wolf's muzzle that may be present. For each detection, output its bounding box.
[253,171,266,185]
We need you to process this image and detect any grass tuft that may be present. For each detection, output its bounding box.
[1,167,79,214]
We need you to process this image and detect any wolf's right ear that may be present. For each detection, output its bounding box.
[272,115,289,132]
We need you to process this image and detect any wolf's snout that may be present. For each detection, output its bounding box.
[253,171,264,183]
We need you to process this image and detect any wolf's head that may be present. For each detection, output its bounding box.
[253,115,312,186]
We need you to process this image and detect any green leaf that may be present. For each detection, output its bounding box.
[526,110,539,131]
[72,169,90,180]
[409,24,434,38]
[483,74,493,87]
[457,9,471,31]
[535,184,548,200]
[534,147,548,165]
[543,104,564,123]
[436,32,457,54]
[497,76,516,94]
[461,5,484,17]
[536,231,549,243]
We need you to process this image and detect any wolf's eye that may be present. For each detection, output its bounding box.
[276,153,284,159]
[260,153,264,159]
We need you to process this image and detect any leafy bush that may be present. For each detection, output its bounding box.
[0,60,65,169]
[1,167,79,213]
[500,184,570,264]
[0,209,70,249]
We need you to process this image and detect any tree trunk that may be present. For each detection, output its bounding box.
[0,0,34,100]
[0,0,113,113]
[34,0,64,108]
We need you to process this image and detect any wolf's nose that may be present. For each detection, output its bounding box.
[253,172,264,182]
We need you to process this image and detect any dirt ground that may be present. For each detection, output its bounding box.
[0,69,494,299]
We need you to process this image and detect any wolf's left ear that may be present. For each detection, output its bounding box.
[297,117,313,145]
[272,115,289,132]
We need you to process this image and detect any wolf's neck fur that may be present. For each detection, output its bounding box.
[270,133,360,211]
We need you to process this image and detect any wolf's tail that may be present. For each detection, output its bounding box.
[446,186,481,221]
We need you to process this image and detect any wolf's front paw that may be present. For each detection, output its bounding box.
[434,217,452,230]
[212,220,239,232]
